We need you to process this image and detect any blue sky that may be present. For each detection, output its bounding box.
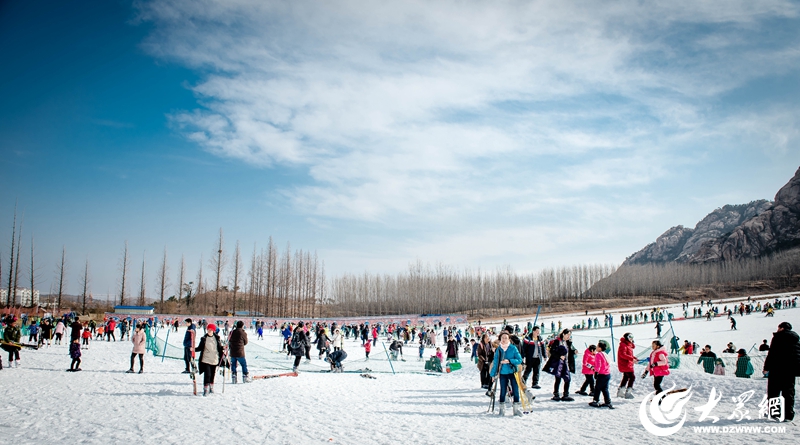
[2,0,800,301]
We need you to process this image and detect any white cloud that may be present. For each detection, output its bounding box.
[137,0,800,267]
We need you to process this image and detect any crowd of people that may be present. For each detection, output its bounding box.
[0,296,797,420]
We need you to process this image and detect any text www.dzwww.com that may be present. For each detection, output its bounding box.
[691,425,786,434]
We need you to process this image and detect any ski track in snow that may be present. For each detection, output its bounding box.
[1,298,797,444]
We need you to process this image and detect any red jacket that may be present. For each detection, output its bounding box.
[617,337,636,372]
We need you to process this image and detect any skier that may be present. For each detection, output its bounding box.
[654,321,662,338]
[1,316,22,367]
[730,318,737,330]
[544,329,576,402]
[182,318,196,374]
[53,320,64,344]
[70,318,82,343]
[27,321,38,344]
[763,321,799,422]
[127,323,146,374]
[588,340,613,409]
[389,340,404,360]
[489,331,523,417]
[229,321,250,384]
[197,324,224,396]
[68,338,82,372]
[331,328,343,351]
[616,333,636,399]
[576,345,596,396]
[40,319,53,347]
[642,340,669,395]
[445,335,458,362]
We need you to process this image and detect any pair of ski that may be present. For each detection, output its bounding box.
[191,365,297,394]
[0,340,39,350]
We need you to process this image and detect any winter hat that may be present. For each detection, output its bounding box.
[737,349,747,355]
[597,340,609,351]
[207,324,217,333]
[778,322,792,331]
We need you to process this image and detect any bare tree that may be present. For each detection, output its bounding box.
[209,228,228,315]
[80,258,90,314]
[56,246,67,312]
[156,247,170,307]
[119,241,130,306]
[6,203,17,306]
[194,254,204,309]
[29,235,40,310]
[231,240,242,315]
[137,253,146,306]
[176,254,186,308]
[11,213,23,306]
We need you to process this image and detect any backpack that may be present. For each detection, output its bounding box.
[290,333,303,351]
[745,360,754,376]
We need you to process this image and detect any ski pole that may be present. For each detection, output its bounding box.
[532,305,541,328]
[609,318,616,362]
[161,329,170,362]
[382,342,395,375]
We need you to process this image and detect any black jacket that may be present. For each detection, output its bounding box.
[291,328,309,357]
[764,329,800,377]
[196,333,224,371]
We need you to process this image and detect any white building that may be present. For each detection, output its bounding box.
[0,288,41,307]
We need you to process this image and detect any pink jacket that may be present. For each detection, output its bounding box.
[594,350,610,375]
[131,330,146,354]
[648,346,670,377]
[581,349,596,374]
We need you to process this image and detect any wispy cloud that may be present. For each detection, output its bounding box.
[134,0,800,267]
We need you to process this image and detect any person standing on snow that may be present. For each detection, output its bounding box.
[576,345,596,397]
[229,321,250,383]
[477,333,495,389]
[544,329,576,402]
[489,331,524,417]
[1,316,22,367]
[182,318,196,374]
[197,324,224,396]
[127,323,146,374]
[616,333,636,399]
[588,340,614,409]
[643,340,669,395]
[522,326,547,389]
[290,322,310,373]
[763,322,800,422]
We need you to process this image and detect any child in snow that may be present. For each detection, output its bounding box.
[418,341,425,361]
[643,340,669,394]
[434,347,443,362]
[95,325,104,341]
[589,340,613,409]
[82,326,91,348]
[127,323,146,374]
[363,340,371,360]
[713,358,725,376]
[576,345,596,396]
[68,338,82,372]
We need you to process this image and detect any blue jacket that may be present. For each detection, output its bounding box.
[489,344,523,377]
[183,324,196,348]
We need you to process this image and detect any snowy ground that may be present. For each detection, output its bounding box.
[1,296,797,444]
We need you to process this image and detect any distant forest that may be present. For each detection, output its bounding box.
[4,203,800,317]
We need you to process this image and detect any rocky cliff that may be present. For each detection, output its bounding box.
[690,166,800,262]
[622,200,772,265]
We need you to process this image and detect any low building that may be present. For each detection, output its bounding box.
[0,288,40,307]
[113,305,155,315]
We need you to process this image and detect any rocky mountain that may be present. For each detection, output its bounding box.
[622,200,772,265]
[691,166,800,262]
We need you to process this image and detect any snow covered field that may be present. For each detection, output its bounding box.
[1,296,797,445]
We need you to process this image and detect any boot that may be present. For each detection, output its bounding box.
[589,400,600,407]
[561,393,574,402]
[126,369,135,373]
[209,384,214,394]
[512,403,523,417]
[232,373,238,384]
[243,373,251,383]
[601,402,615,409]
[551,393,561,401]
[624,388,634,399]
[14,360,20,368]
[498,403,506,416]
[616,387,626,398]
[203,385,208,397]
